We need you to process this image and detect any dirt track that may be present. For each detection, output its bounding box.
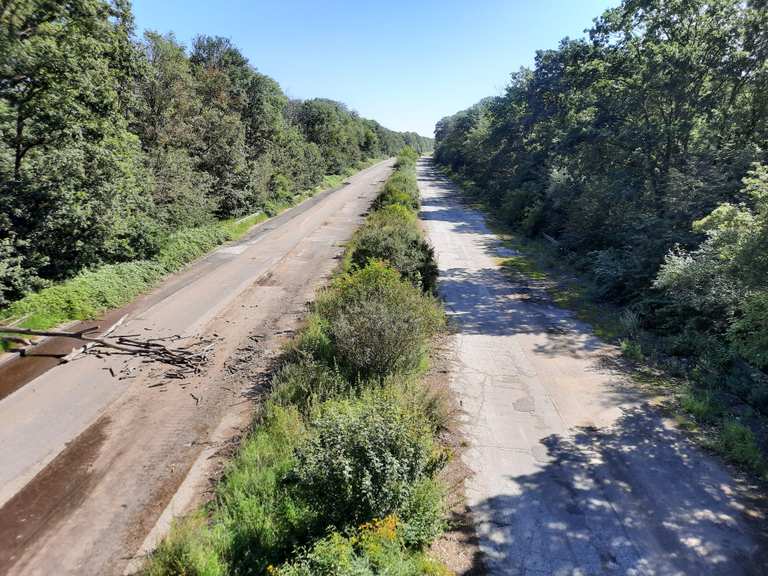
[0,159,392,576]
[418,158,768,575]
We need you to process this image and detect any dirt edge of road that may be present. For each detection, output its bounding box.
[123,324,297,574]
[427,327,486,576]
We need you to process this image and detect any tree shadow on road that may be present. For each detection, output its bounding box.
[437,265,603,356]
[468,406,768,575]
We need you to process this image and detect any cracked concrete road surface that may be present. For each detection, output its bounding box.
[0,159,392,576]
[418,158,768,576]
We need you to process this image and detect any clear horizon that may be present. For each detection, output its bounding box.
[131,0,618,138]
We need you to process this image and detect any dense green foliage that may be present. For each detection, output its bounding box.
[303,149,443,379]
[348,205,438,293]
[434,0,768,410]
[375,147,421,211]
[0,0,432,308]
[348,147,438,293]
[293,397,443,542]
[144,164,448,575]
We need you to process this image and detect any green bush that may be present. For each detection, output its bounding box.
[376,170,420,212]
[717,420,765,472]
[396,477,446,548]
[619,338,644,362]
[728,291,768,370]
[316,261,443,379]
[680,390,721,424]
[291,397,443,532]
[349,205,438,293]
[395,146,419,169]
[500,187,538,228]
[0,235,45,307]
[272,516,450,576]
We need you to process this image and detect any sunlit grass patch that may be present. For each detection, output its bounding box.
[499,256,547,280]
[224,213,269,240]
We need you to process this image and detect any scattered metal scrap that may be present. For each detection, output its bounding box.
[0,315,214,379]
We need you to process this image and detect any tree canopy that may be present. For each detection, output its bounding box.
[0,0,432,306]
[433,0,768,409]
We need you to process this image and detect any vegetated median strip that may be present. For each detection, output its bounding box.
[0,160,382,348]
[143,146,454,575]
[439,165,768,481]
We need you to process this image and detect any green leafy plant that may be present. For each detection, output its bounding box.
[316,261,443,379]
[717,420,765,472]
[348,204,438,293]
[291,396,444,532]
[272,515,450,576]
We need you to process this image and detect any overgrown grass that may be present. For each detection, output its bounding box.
[143,148,451,574]
[680,390,721,425]
[675,389,767,475]
[716,420,766,471]
[224,213,269,241]
[0,163,379,340]
[146,405,311,576]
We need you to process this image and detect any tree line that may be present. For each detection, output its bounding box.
[0,0,432,306]
[434,0,768,409]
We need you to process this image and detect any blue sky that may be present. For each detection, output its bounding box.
[131,0,617,137]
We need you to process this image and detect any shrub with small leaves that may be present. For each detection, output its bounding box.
[272,515,451,576]
[316,261,442,379]
[291,397,443,532]
[375,169,420,211]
